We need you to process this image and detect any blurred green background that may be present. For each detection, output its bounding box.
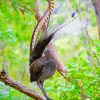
[0,0,100,100]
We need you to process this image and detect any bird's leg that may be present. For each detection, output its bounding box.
[37,81,52,100]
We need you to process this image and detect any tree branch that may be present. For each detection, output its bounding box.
[0,70,46,100]
[93,0,100,40]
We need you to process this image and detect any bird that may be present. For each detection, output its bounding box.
[29,0,56,99]
[29,33,57,100]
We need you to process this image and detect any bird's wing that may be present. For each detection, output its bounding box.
[29,57,46,82]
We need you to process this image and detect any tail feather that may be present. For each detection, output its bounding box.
[29,33,54,65]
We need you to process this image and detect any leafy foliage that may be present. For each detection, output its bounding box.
[0,0,100,100]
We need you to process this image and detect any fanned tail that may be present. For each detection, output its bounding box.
[29,33,55,64]
[30,0,55,51]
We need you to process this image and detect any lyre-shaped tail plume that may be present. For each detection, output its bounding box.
[29,14,78,64]
[30,0,55,52]
[47,14,78,36]
[29,33,55,64]
[29,0,55,64]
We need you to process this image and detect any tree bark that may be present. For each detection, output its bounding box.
[93,0,100,40]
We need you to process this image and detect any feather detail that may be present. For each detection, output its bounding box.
[30,0,55,52]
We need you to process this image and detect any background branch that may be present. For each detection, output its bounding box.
[93,0,100,40]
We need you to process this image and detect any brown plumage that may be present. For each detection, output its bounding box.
[30,47,57,81]
[30,48,56,100]
[29,33,57,100]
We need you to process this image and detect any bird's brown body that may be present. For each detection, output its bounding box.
[30,53,56,83]
[30,49,57,100]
